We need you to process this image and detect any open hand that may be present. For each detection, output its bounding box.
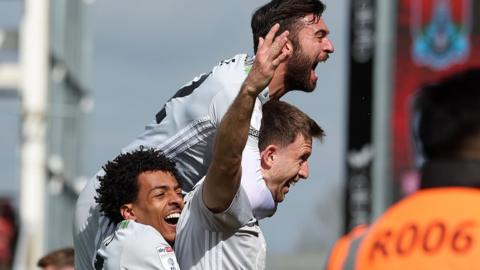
[244,23,290,96]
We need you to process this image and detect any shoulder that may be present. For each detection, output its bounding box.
[181,181,254,231]
[207,54,255,119]
[211,54,253,84]
[101,221,178,270]
[102,221,169,254]
[122,221,167,246]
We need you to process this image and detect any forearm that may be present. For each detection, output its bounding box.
[203,23,289,212]
[214,83,260,166]
[205,84,261,212]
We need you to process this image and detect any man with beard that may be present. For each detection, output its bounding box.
[174,25,324,268]
[74,0,334,268]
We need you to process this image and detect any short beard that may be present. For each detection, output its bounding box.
[284,46,316,92]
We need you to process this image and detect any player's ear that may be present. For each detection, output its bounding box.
[260,144,277,169]
[120,204,137,221]
[283,38,293,55]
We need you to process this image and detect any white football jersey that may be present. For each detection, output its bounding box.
[74,54,275,270]
[94,220,180,270]
[175,181,267,270]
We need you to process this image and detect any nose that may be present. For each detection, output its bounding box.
[170,192,184,209]
[324,37,334,53]
[298,161,309,179]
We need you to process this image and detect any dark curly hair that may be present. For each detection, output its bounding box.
[95,147,180,225]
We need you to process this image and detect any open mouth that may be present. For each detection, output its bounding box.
[284,179,297,193]
[310,62,319,83]
[320,54,330,63]
[164,212,180,225]
[288,179,297,187]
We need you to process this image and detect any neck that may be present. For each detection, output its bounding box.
[458,132,480,159]
[267,63,288,100]
[421,159,480,189]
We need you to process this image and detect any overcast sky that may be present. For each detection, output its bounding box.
[0,0,349,264]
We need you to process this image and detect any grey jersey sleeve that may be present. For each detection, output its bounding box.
[188,181,254,232]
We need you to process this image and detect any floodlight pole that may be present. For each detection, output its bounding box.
[19,0,50,267]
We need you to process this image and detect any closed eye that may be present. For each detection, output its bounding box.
[315,30,328,39]
[300,153,310,162]
[154,192,165,198]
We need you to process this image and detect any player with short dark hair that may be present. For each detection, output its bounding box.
[259,99,324,151]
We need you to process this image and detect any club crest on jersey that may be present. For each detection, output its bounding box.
[157,245,178,270]
[157,246,174,254]
[411,0,472,70]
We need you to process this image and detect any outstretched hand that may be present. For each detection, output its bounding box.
[244,23,290,96]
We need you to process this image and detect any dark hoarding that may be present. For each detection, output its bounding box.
[345,0,376,232]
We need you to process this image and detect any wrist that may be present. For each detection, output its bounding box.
[241,81,262,98]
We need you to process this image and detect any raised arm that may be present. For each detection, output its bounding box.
[203,24,290,212]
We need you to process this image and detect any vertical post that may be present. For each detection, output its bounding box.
[372,0,397,218]
[344,0,376,232]
[19,0,50,267]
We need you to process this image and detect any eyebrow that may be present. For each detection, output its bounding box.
[149,184,182,194]
[314,29,329,36]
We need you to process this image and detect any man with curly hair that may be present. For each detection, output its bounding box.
[92,148,183,270]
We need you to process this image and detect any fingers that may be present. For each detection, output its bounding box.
[257,23,288,53]
[263,23,280,47]
[247,24,291,92]
[272,51,290,68]
[258,37,264,49]
[268,30,289,60]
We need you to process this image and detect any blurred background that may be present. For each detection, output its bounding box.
[0,0,479,269]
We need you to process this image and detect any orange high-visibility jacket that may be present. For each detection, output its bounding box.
[327,188,480,270]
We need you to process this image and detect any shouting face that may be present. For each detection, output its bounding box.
[285,15,334,92]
